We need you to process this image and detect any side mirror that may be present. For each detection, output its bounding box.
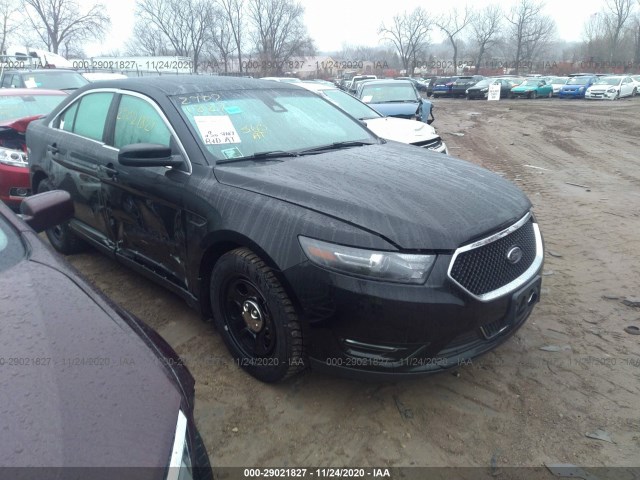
[118,143,183,167]
[19,190,74,233]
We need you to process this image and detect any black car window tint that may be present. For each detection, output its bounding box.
[1,74,12,88]
[0,216,25,273]
[114,95,171,149]
[72,92,114,141]
[59,101,79,132]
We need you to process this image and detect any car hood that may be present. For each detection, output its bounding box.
[366,102,419,117]
[364,117,437,144]
[215,143,531,250]
[0,259,182,468]
[562,85,585,90]
[512,85,535,91]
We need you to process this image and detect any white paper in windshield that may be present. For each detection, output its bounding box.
[194,115,241,144]
[24,78,37,88]
[361,95,373,103]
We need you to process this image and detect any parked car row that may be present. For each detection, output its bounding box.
[425,73,640,100]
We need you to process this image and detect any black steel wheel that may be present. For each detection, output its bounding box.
[37,179,85,254]
[210,247,305,382]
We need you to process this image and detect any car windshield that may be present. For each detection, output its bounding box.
[520,80,540,86]
[172,88,376,161]
[473,80,492,88]
[551,77,568,84]
[436,78,452,84]
[0,215,25,273]
[0,93,66,121]
[22,72,89,90]
[322,89,381,120]
[567,77,591,85]
[360,84,417,103]
[595,77,621,86]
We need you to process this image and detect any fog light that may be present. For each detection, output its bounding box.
[10,187,30,197]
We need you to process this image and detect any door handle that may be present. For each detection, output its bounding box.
[47,143,59,157]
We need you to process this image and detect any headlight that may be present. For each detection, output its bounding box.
[607,88,616,93]
[299,236,436,284]
[481,88,488,92]
[0,146,28,168]
[166,410,193,480]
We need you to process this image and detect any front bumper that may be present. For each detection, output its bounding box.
[0,164,30,209]
[585,91,616,100]
[559,90,585,98]
[284,218,544,377]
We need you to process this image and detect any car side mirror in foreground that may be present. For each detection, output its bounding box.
[118,143,183,168]
[20,190,74,233]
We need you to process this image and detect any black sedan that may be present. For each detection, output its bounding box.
[27,76,544,382]
[0,191,211,476]
[466,78,518,100]
[451,75,485,97]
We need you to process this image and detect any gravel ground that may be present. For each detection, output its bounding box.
[65,95,640,473]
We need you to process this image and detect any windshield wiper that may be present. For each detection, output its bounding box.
[298,140,377,155]
[216,150,299,165]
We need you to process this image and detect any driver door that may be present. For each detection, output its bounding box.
[101,93,189,288]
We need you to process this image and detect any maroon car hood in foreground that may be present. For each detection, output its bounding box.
[0,241,181,468]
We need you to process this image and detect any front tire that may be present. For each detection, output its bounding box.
[37,179,85,254]
[210,248,305,382]
[531,91,538,99]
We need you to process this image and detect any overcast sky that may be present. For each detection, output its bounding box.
[85,0,607,57]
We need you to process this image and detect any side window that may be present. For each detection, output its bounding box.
[59,102,79,132]
[114,95,171,149]
[73,92,114,142]
[1,75,12,88]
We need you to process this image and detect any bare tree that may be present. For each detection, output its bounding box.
[136,0,216,72]
[505,0,555,74]
[0,0,20,54]
[247,0,314,75]
[378,8,432,73]
[125,22,172,57]
[22,0,110,54]
[210,12,236,73]
[469,4,502,74]
[634,14,640,67]
[601,0,634,61]
[436,7,473,74]
[218,0,245,73]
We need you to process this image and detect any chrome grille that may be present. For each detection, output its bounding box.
[448,213,543,302]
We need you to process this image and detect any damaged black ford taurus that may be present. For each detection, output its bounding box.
[27,76,544,382]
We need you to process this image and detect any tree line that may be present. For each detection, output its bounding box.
[1,0,640,76]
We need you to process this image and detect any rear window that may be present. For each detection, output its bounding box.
[22,72,89,90]
[0,93,66,121]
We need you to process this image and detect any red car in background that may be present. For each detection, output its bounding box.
[0,88,66,209]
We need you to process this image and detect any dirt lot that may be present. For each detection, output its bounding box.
[65,97,640,472]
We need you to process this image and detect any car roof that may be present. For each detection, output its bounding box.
[70,75,297,97]
[296,82,333,92]
[359,79,413,86]
[2,69,80,74]
[0,88,66,95]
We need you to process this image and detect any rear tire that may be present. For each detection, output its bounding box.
[37,179,85,254]
[210,248,305,382]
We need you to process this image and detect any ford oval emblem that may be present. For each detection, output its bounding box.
[507,246,523,264]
